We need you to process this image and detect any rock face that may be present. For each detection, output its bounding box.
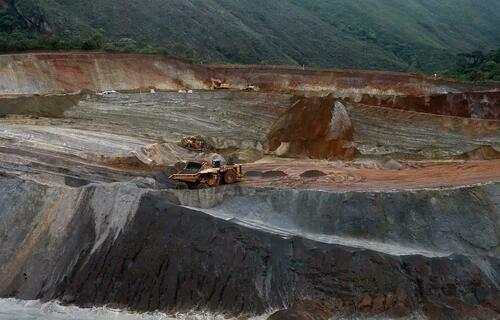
[1,176,499,319]
[268,300,332,320]
[344,91,500,120]
[267,94,500,160]
[1,52,499,106]
[346,100,500,159]
[0,178,147,300]
[0,53,208,95]
[174,185,500,256]
[267,96,359,160]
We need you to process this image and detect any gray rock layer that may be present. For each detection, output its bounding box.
[174,185,500,256]
[0,177,499,318]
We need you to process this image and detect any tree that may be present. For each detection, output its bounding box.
[0,13,18,32]
[458,50,485,67]
[81,33,103,50]
[446,48,500,82]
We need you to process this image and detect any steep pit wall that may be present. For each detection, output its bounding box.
[57,192,500,319]
[0,52,208,95]
[173,185,500,256]
[267,96,359,160]
[343,91,500,120]
[268,95,500,160]
[208,64,500,96]
[2,52,499,132]
[348,102,500,159]
[1,176,499,319]
[1,52,499,103]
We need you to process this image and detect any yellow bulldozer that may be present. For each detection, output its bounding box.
[170,160,242,189]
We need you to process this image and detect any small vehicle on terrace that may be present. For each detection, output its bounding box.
[179,136,214,152]
[170,160,243,189]
[96,90,118,96]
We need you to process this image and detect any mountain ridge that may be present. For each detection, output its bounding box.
[3,0,500,73]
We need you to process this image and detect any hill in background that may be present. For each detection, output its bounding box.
[2,0,500,73]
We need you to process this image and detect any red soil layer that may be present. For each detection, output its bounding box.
[207,64,499,96]
[268,94,500,161]
[1,52,498,119]
[0,52,208,95]
[267,95,359,160]
[345,91,500,120]
[0,52,498,95]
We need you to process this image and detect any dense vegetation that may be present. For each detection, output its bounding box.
[1,0,500,75]
[0,2,166,53]
[0,29,168,54]
[444,49,500,82]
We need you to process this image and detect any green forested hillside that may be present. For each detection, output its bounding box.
[1,0,500,73]
[445,49,500,82]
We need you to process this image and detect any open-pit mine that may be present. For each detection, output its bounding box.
[0,52,499,320]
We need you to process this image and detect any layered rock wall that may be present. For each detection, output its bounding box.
[267,95,500,160]
[1,52,499,101]
[267,97,358,160]
[1,176,499,318]
[0,53,207,95]
[343,91,500,120]
[173,185,500,256]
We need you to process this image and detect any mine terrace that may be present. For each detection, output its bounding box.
[0,52,500,319]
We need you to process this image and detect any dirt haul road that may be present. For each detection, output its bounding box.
[243,158,500,192]
[0,52,499,320]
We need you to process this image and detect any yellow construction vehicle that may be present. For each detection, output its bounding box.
[170,160,242,189]
[179,136,214,152]
[210,78,231,90]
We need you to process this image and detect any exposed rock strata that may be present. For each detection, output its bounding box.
[0,177,499,319]
[343,91,500,120]
[267,97,359,160]
[1,53,499,122]
[267,94,500,160]
[267,300,332,320]
[173,185,500,256]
